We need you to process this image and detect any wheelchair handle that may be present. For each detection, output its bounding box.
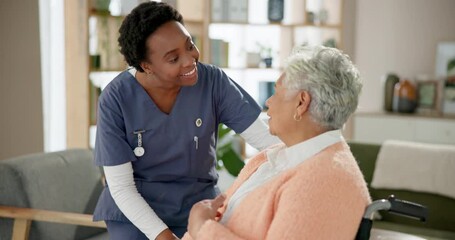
[388,195,427,222]
[363,195,427,222]
[358,195,428,240]
[363,199,391,219]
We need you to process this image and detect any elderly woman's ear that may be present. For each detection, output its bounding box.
[296,90,311,116]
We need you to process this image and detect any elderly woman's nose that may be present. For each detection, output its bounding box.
[265,97,271,108]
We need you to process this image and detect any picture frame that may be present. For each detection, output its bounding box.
[442,78,455,116]
[434,42,455,116]
[416,78,443,115]
[417,80,438,109]
[435,42,455,78]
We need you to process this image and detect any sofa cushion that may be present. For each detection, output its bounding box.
[348,142,455,235]
[373,221,455,240]
[0,149,107,240]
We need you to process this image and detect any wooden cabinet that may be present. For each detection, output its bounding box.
[353,112,455,145]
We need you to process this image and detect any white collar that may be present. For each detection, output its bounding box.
[266,129,344,171]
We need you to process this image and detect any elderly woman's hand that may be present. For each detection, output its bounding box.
[187,194,226,238]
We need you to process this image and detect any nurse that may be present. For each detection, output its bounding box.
[92,2,279,240]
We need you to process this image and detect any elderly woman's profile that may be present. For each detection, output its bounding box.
[184,45,372,240]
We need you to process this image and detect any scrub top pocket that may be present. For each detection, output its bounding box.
[190,132,217,178]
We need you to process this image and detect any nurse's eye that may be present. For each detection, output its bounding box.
[188,42,195,51]
[169,56,179,63]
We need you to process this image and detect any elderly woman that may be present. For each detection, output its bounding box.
[184,45,371,240]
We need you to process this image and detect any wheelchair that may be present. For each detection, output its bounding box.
[356,195,428,240]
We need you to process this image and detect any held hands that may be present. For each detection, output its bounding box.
[188,194,226,238]
[155,228,179,240]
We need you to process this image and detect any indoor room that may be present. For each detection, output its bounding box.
[1,0,454,239]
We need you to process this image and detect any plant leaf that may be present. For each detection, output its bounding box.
[219,148,244,176]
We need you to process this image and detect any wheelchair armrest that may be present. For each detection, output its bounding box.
[363,195,427,221]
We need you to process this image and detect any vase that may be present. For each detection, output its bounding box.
[393,79,417,113]
[383,73,399,112]
[267,0,284,22]
[263,57,273,68]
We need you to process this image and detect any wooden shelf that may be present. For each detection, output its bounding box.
[210,21,342,29]
[353,112,455,145]
[355,111,455,120]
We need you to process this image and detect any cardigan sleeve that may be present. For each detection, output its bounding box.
[194,220,245,240]
[181,151,271,240]
[265,163,368,240]
[181,220,245,240]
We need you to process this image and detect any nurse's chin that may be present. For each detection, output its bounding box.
[180,75,198,86]
[179,69,198,86]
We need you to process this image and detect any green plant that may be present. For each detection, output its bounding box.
[323,38,337,48]
[216,124,245,177]
[256,42,273,59]
[448,57,455,75]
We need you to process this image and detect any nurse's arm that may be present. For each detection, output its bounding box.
[239,118,281,150]
[104,162,178,239]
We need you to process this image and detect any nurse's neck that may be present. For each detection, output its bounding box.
[134,69,180,114]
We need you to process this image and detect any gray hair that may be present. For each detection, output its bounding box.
[283,45,362,130]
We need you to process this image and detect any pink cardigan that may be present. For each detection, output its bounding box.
[183,141,371,240]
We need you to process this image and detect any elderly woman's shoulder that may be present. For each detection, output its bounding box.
[291,142,360,178]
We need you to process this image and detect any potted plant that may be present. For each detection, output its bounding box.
[216,124,245,191]
[256,42,274,68]
[216,124,244,176]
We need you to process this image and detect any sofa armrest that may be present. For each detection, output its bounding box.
[0,205,106,240]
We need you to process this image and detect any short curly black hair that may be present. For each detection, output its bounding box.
[118,1,183,72]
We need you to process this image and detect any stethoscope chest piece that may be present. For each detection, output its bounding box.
[133,130,146,157]
[134,146,145,157]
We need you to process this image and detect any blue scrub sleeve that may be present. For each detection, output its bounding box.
[212,67,261,134]
[94,90,137,166]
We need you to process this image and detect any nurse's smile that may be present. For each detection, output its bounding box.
[182,67,196,76]
[180,65,198,85]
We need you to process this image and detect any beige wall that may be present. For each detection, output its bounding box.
[0,0,44,160]
[341,0,357,60]
[355,0,455,112]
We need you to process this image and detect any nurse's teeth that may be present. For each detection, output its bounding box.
[182,68,195,76]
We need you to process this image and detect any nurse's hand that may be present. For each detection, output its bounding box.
[187,194,226,238]
[156,228,179,240]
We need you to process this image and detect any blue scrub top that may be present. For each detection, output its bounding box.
[93,62,261,230]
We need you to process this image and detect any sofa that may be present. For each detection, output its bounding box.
[348,142,455,240]
[0,149,108,240]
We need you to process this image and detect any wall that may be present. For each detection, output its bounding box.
[355,0,455,112]
[341,0,357,61]
[0,0,44,160]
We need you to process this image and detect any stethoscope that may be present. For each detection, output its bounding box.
[133,130,145,157]
[132,118,203,157]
